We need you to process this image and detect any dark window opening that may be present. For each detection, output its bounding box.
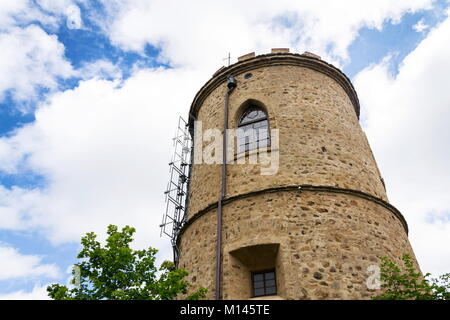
[252,270,277,297]
[237,106,270,153]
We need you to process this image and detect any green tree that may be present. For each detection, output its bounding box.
[47,225,206,300]
[373,254,450,300]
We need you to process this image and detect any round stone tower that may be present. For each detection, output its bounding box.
[177,49,419,300]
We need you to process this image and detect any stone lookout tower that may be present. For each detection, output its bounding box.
[176,49,419,300]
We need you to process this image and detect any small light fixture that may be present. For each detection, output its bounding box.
[227,75,237,89]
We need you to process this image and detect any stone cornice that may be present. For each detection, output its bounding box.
[177,185,409,244]
[188,53,360,129]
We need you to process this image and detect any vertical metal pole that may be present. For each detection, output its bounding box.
[215,197,223,300]
[215,76,236,300]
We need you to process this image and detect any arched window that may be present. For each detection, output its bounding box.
[237,106,270,153]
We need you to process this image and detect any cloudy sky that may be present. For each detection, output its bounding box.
[0,0,449,299]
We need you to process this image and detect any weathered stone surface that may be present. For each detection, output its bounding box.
[177,52,420,300]
[187,64,389,217]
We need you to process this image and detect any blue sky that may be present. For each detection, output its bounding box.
[1,0,450,299]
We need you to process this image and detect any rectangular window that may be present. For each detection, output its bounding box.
[252,270,277,297]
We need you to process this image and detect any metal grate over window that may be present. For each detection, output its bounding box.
[237,106,270,153]
[252,270,277,297]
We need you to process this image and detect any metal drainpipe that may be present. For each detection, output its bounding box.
[215,75,237,300]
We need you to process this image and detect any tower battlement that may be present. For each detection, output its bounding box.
[189,50,360,128]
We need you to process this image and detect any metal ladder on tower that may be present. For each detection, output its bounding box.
[160,116,192,264]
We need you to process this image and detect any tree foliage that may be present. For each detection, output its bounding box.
[47,225,206,300]
[373,254,450,300]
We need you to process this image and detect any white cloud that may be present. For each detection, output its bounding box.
[0,0,56,31]
[77,59,123,80]
[0,284,50,300]
[413,18,429,32]
[0,186,44,230]
[0,0,83,31]
[0,1,88,107]
[35,0,84,30]
[96,0,435,69]
[65,4,83,29]
[354,12,450,276]
[0,243,60,281]
[0,25,74,107]
[0,67,207,260]
[0,139,23,173]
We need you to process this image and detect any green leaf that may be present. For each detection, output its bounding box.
[47,224,207,300]
[373,254,449,300]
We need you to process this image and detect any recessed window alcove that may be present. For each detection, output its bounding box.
[228,243,282,299]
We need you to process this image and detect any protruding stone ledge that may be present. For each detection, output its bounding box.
[302,51,321,59]
[178,185,409,242]
[271,48,290,54]
[249,295,284,300]
[238,52,256,62]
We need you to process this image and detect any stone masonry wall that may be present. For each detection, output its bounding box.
[178,54,419,300]
[179,190,418,300]
[187,64,388,219]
